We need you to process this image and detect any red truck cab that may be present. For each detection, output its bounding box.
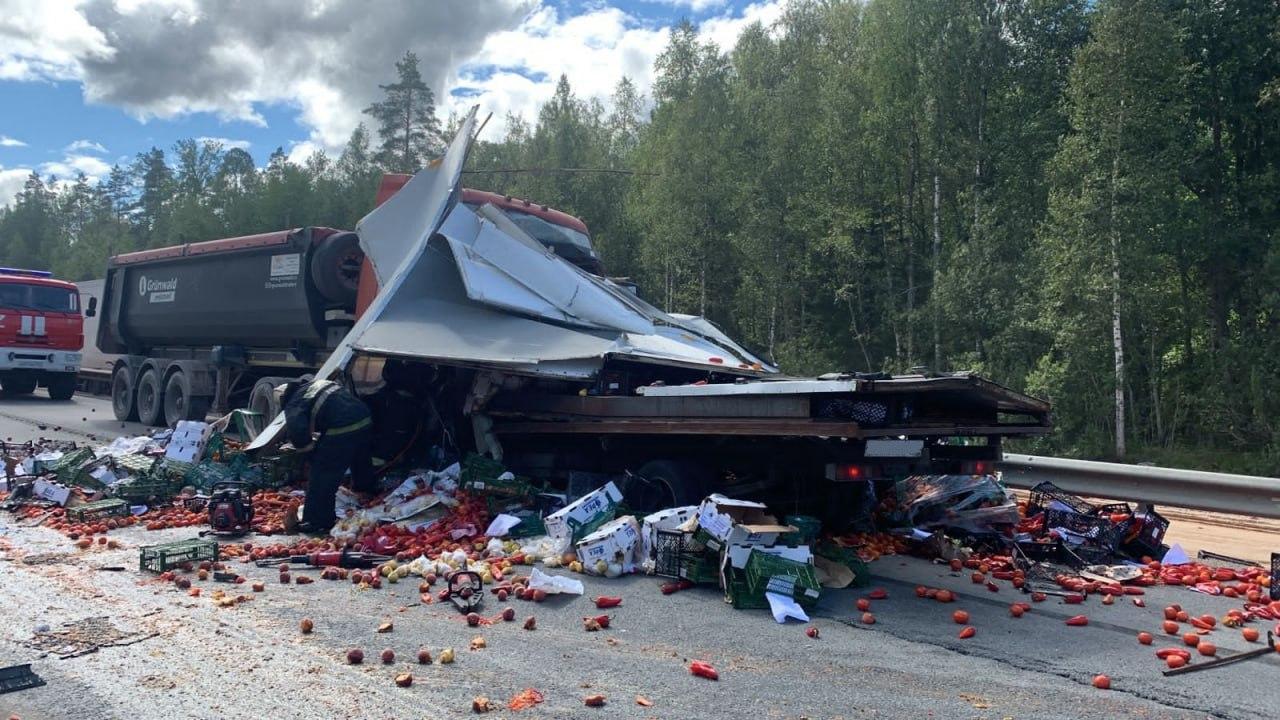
[0,268,90,399]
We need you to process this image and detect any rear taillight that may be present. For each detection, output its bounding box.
[961,461,994,476]
[826,463,881,482]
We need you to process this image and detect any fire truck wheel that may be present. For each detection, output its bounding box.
[46,373,76,401]
[0,373,37,395]
[111,364,139,421]
[136,368,165,427]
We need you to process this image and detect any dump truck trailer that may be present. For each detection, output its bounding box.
[102,109,1052,517]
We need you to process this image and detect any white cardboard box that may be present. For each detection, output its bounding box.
[545,481,622,545]
[640,505,698,560]
[576,515,642,574]
[696,493,795,548]
[165,421,211,462]
[32,478,72,506]
[724,542,813,570]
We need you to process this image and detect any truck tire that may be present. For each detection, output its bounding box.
[111,365,139,421]
[136,368,165,427]
[310,232,362,307]
[248,376,288,420]
[623,460,709,514]
[164,370,211,426]
[47,373,77,401]
[1,374,37,395]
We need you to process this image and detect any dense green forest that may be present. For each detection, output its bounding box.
[2,0,1277,474]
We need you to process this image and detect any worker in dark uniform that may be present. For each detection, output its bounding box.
[277,378,376,533]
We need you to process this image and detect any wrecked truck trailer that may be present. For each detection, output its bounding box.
[237,107,1051,521]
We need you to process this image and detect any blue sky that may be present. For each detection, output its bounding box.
[0,0,781,204]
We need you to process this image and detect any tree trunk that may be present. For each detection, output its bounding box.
[1110,147,1126,459]
[932,169,942,370]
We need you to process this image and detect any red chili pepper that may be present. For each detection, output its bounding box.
[1122,586,1145,595]
[593,614,612,629]
[689,661,719,680]
[594,596,623,609]
[992,571,1015,581]
[1063,593,1085,604]
[1065,615,1089,626]
[1156,647,1191,660]
[1190,617,1214,631]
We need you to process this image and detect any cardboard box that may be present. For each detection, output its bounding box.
[576,515,641,574]
[641,505,698,560]
[165,421,212,463]
[724,542,812,570]
[32,478,72,506]
[544,481,622,545]
[696,494,795,549]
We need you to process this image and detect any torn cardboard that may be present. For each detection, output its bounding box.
[696,494,795,551]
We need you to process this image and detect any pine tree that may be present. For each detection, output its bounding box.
[363,51,443,173]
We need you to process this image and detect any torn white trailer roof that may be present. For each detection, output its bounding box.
[247,107,773,450]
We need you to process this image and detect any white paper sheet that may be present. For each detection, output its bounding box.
[765,592,810,624]
[485,514,523,537]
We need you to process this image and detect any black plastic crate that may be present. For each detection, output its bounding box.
[1015,538,1066,563]
[1028,482,1094,516]
[0,663,45,694]
[1123,506,1170,559]
[653,529,687,579]
[1271,552,1279,602]
[1045,508,1127,546]
[1092,502,1132,517]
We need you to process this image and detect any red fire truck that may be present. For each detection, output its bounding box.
[0,268,94,400]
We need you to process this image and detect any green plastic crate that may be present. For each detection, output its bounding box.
[744,551,821,607]
[139,538,219,573]
[506,515,546,539]
[726,568,770,610]
[679,551,721,585]
[113,476,176,504]
[183,462,238,493]
[781,514,822,545]
[52,447,98,488]
[65,498,129,523]
[114,453,159,477]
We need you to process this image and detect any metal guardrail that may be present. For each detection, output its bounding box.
[999,453,1280,520]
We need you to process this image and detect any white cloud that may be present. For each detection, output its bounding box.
[40,153,112,182]
[0,0,113,81]
[0,167,34,208]
[0,135,27,147]
[286,140,323,166]
[2,0,784,160]
[439,1,785,139]
[641,0,729,12]
[65,139,108,153]
[195,136,251,151]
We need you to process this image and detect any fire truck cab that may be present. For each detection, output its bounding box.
[0,268,92,400]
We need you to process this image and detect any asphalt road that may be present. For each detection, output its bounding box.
[1,394,1276,719]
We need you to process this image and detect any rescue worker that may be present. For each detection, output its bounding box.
[276,378,376,533]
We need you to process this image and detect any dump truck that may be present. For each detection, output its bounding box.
[94,189,599,427]
[102,108,1052,517]
[0,267,96,399]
